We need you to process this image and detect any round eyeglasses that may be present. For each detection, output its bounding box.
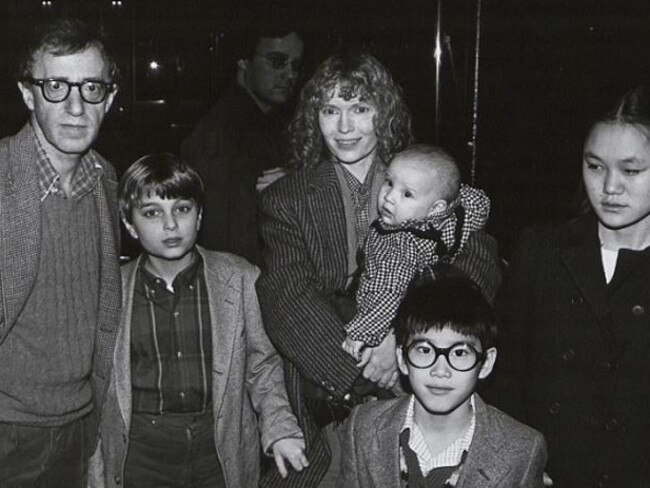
[402,340,486,372]
[26,78,115,104]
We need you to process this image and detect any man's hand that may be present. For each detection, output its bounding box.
[360,332,398,389]
[271,437,309,478]
[256,167,288,192]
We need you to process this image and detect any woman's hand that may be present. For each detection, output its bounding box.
[360,332,399,389]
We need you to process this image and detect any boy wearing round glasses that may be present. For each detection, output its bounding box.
[338,275,547,488]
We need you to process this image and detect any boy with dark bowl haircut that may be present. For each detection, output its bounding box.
[338,274,547,488]
[90,153,307,487]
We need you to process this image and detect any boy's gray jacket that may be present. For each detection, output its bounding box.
[339,394,547,488]
[90,247,302,487]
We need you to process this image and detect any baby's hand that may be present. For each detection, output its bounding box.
[342,337,365,360]
[356,346,373,368]
[272,437,309,478]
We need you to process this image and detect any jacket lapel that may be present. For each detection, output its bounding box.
[92,168,122,386]
[458,396,510,488]
[114,258,139,428]
[371,396,410,487]
[559,217,612,334]
[0,125,42,341]
[306,161,349,284]
[199,248,239,416]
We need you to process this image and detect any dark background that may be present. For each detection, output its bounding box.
[1,0,649,257]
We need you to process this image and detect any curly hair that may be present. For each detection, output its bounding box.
[287,52,413,169]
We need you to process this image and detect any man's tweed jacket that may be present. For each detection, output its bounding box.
[0,123,121,449]
[339,394,547,487]
[257,159,501,487]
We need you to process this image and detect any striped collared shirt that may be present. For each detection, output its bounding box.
[32,124,103,201]
[130,253,213,414]
[340,158,378,250]
[400,394,476,477]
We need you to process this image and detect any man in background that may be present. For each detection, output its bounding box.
[181,23,304,265]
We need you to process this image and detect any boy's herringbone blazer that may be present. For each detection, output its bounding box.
[91,248,302,488]
[257,159,501,487]
[0,123,122,449]
[339,394,547,488]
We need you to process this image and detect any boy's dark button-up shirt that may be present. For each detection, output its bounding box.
[130,254,212,414]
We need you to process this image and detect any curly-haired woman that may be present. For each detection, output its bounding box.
[256,53,501,487]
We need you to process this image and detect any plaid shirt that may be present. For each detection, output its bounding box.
[33,127,103,201]
[340,159,378,250]
[130,253,213,414]
[345,185,490,346]
[400,394,476,479]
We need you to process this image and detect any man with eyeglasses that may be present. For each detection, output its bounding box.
[0,18,121,487]
[181,22,304,266]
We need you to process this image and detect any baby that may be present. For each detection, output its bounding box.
[342,144,490,362]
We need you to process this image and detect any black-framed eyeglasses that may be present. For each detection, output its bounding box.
[257,53,303,73]
[402,340,487,372]
[25,78,115,104]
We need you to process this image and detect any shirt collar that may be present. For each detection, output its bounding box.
[400,394,476,474]
[339,158,379,192]
[139,250,202,294]
[32,124,103,200]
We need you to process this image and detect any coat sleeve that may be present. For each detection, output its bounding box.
[242,264,304,452]
[256,185,360,399]
[345,230,420,346]
[518,431,548,488]
[451,230,502,304]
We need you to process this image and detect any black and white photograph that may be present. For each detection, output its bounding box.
[0,0,648,487]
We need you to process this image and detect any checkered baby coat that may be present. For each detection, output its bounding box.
[344,184,490,346]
